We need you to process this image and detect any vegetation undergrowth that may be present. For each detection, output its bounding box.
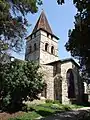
[8,100,83,120]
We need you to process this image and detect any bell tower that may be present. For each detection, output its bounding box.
[25,10,59,64]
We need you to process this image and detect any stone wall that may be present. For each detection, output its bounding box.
[25,31,41,62]
[40,64,54,100]
[41,63,62,102]
[61,61,82,104]
[25,30,59,64]
[61,62,72,104]
[54,74,62,102]
[25,28,83,104]
[40,60,82,104]
[40,30,59,64]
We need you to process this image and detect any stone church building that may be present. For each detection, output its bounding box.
[25,11,83,104]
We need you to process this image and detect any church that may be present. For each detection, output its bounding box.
[25,11,83,104]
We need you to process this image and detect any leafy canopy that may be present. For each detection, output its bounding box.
[0,0,42,55]
[65,0,90,79]
[0,60,44,111]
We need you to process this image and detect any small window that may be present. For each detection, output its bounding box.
[45,43,49,51]
[30,46,32,53]
[47,33,49,38]
[34,43,37,51]
[31,35,32,39]
[51,46,54,54]
[51,36,53,40]
[34,33,36,37]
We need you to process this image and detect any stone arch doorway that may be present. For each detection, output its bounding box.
[66,69,75,99]
[54,75,62,102]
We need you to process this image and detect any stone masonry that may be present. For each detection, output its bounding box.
[25,10,83,104]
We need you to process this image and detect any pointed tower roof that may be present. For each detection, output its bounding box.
[32,10,53,34]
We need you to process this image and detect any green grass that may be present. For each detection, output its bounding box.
[9,101,83,120]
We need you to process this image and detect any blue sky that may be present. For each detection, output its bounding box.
[14,0,76,60]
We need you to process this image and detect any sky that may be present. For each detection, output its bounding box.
[14,0,77,60]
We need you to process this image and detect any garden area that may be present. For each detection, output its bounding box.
[0,100,86,120]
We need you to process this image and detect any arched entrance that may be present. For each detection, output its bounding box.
[66,69,75,99]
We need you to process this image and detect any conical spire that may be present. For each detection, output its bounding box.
[32,10,53,34]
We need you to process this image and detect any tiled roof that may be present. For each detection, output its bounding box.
[32,10,53,34]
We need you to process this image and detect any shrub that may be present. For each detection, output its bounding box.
[53,100,60,104]
[51,104,60,110]
[0,61,44,112]
[62,105,71,111]
[45,99,54,103]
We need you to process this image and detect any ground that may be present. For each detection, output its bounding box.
[40,107,90,120]
[0,111,24,120]
[0,102,89,120]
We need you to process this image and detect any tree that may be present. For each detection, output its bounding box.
[0,60,44,111]
[0,0,42,57]
[0,0,80,55]
[65,0,90,79]
[57,0,79,5]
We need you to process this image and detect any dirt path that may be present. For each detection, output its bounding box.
[0,111,24,120]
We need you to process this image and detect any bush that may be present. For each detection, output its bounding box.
[51,104,60,110]
[45,99,54,103]
[0,61,44,112]
[53,100,60,104]
[62,105,71,111]
[45,99,60,105]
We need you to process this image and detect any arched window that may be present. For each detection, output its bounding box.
[66,69,75,98]
[34,43,37,51]
[47,33,49,38]
[51,46,54,54]
[45,43,49,51]
[30,46,32,53]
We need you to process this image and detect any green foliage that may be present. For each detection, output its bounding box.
[62,105,71,111]
[45,99,60,104]
[57,0,65,5]
[53,100,60,104]
[8,102,83,120]
[45,99,54,103]
[0,60,44,111]
[57,0,83,5]
[0,0,42,55]
[65,0,90,79]
[51,104,60,109]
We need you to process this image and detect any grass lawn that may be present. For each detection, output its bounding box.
[8,101,83,120]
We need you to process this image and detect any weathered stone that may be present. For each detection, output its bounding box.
[25,11,83,104]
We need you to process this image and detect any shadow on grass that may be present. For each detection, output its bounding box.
[75,102,90,107]
[36,109,90,120]
[35,110,54,117]
[35,110,65,117]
